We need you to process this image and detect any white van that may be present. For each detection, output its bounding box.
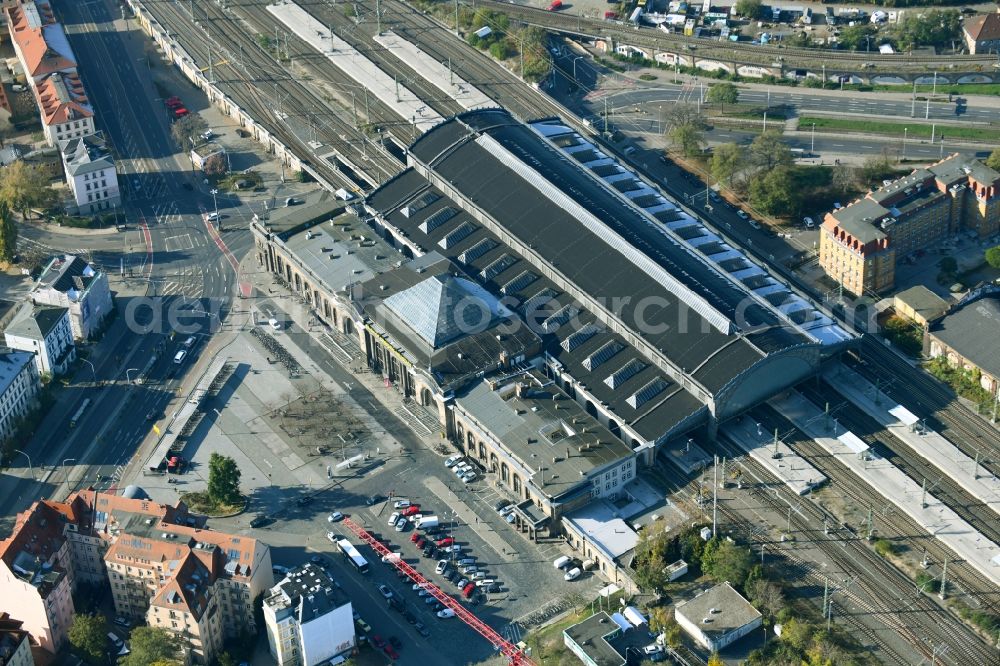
[553,555,571,570]
[268,318,281,331]
[564,567,582,581]
[173,350,187,364]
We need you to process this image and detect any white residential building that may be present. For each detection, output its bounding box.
[31,255,112,340]
[60,134,120,214]
[4,303,75,376]
[264,563,355,666]
[0,349,40,447]
[36,72,94,147]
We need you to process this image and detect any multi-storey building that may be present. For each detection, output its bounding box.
[5,1,96,147]
[0,349,40,444]
[30,255,112,340]
[263,563,355,666]
[0,501,76,653]
[3,303,75,377]
[60,133,119,214]
[0,613,34,666]
[0,490,272,663]
[819,154,1000,295]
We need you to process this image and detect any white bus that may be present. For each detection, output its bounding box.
[335,538,369,574]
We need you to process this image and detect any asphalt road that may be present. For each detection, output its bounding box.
[0,0,249,520]
[598,84,1000,124]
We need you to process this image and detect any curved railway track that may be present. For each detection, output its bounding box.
[801,381,1000,547]
[755,402,1000,617]
[713,436,990,666]
[853,336,1000,479]
[720,426,1000,666]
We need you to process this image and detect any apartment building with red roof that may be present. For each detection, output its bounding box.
[0,490,271,663]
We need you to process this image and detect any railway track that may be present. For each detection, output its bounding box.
[468,0,1000,72]
[802,381,1000,546]
[713,436,989,666]
[852,336,1000,479]
[755,402,1000,617]
[140,0,402,188]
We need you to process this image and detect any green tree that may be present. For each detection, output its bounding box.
[986,148,1000,172]
[0,201,15,263]
[838,23,877,51]
[68,613,108,663]
[749,166,799,216]
[119,627,180,666]
[985,245,1000,269]
[489,40,514,60]
[893,10,961,50]
[748,131,793,173]
[665,622,682,648]
[706,82,739,114]
[208,453,242,505]
[780,617,814,651]
[734,0,764,19]
[700,538,754,588]
[710,143,745,188]
[669,123,704,158]
[0,161,54,220]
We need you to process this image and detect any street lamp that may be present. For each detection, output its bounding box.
[62,458,76,491]
[81,358,96,385]
[125,368,139,384]
[810,122,816,155]
[572,55,584,82]
[210,189,220,230]
[903,127,908,159]
[13,449,35,481]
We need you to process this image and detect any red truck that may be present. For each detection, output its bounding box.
[172,106,189,119]
[604,10,617,19]
[547,0,562,10]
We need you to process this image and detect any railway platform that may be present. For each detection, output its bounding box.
[374,31,493,111]
[723,415,827,496]
[268,1,444,133]
[826,365,1000,518]
[771,390,1000,587]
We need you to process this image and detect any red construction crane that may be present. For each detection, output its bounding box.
[341,517,536,666]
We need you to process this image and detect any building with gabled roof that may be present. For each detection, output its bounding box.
[927,289,1000,399]
[3,303,75,376]
[0,490,271,663]
[5,0,96,147]
[964,10,1000,54]
[30,255,112,340]
[60,133,120,214]
[36,72,93,147]
[5,1,75,84]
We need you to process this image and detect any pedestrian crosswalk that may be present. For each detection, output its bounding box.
[156,265,204,298]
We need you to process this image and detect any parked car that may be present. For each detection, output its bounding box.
[456,578,469,589]
[355,618,372,633]
[736,210,749,220]
[436,559,449,575]
[378,585,394,599]
[401,505,421,516]
[803,216,815,228]
[327,511,344,522]
[436,537,454,547]
[384,644,399,660]
[388,511,400,526]
[461,472,478,484]
[113,616,131,629]
[445,544,462,554]
[462,583,476,599]
[395,517,407,532]
[437,608,456,619]
[410,532,421,543]
[445,455,462,467]
[564,567,582,581]
[494,499,511,512]
[414,621,431,637]
[394,499,411,509]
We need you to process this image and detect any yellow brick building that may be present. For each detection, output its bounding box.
[819,155,1000,296]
